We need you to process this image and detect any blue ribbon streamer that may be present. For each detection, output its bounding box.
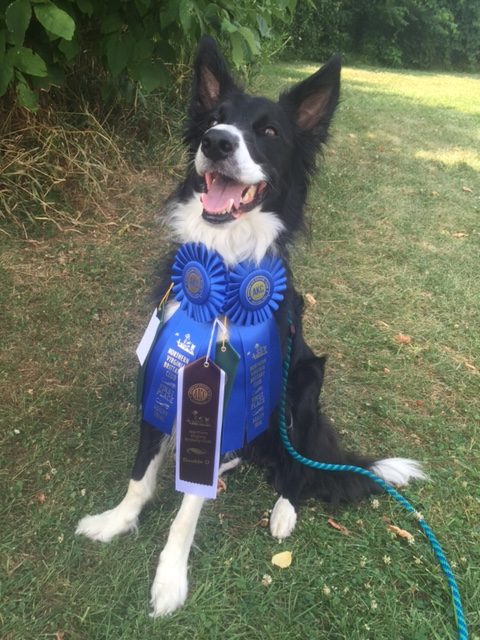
[142,309,212,431]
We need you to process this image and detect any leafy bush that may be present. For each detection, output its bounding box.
[289,0,480,70]
[0,0,297,111]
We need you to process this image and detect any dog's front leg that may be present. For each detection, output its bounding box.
[150,493,204,617]
[76,423,169,542]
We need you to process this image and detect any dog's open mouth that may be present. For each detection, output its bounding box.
[200,172,267,224]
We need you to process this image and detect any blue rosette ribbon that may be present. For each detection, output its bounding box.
[142,243,226,434]
[224,255,287,325]
[221,255,287,451]
[172,243,227,323]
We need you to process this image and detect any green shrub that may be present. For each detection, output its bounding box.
[0,0,297,111]
[289,0,480,70]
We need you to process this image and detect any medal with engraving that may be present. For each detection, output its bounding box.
[176,358,225,498]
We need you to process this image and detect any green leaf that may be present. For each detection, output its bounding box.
[159,3,178,29]
[34,3,75,40]
[13,46,47,76]
[0,57,14,96]
[5,0,32,46]
[31,63,64,88]
[256,16,271,38]
[178,0,192,34]
[76,0,93,17]
[238,26,259,55]
[229,31,244,67]
[132,37,154,62]
[0,30,6,65]
[100,12,123,35]
[134,0,151,17]
[58,36,80,61]
[17,79,38,111]
[130,60,169,92]
[221,18,237,34]
[106,32,134,78]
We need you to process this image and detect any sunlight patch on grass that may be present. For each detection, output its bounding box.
[342,67,480,114]
[415,147,480,172]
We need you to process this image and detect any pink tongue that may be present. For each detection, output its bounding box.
[202,175,247,213]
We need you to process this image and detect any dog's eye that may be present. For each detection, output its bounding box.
[264,126,277,137]
[207,118,219,128]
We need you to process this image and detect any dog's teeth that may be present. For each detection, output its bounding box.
[227,198,234,213]
[241,185,257,205]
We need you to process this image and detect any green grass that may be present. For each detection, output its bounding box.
[1,63,479,639]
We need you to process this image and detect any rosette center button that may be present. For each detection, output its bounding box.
[183,262,210,304]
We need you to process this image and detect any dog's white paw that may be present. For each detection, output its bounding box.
[150,561,188,617]
[76,508,138,543]
[270,496,297,541]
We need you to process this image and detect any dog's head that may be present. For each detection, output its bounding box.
[171,36,340,263]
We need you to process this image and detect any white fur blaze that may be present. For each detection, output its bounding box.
[369,458,426,486]
[195,124,267,185]
[270,496,297,541]
[168,195,284,266]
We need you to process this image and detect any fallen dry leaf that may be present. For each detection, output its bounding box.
[327,518,351,536]
[452,232,468,238]
[216,478,227,494]
[271,550,292,568]
[387,524,415,543]
[383,367,391,374]
[394,333,412,345]
[55,632,65,640]
[462,186,473,193]
[36,492,46,504]
[305,293,316,306]
[464,362,478,374]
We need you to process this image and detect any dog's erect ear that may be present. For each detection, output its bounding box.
[280,54,341,136]
[192,36,236,110]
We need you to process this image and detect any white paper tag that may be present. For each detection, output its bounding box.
[136,309,161,365]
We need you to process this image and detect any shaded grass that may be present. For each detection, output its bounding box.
[1,63,479,639]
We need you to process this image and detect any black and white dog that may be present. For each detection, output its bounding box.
[76,36,424,616]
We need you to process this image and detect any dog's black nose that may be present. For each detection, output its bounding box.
[201,129,239,161]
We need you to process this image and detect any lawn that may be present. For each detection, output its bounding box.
[1,62,479,640]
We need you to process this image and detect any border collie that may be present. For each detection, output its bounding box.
[76,36,424,617]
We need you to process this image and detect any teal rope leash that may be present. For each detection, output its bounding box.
[279,329,468,639]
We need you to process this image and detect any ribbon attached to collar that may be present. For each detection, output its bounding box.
[141,243,287,452]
